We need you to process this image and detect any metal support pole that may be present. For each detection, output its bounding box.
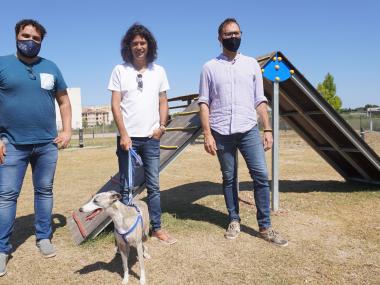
[79,128,84,148]
[360,128,365,140]
[271,81,280,211]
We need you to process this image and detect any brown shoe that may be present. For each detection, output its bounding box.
[152,229,177,245]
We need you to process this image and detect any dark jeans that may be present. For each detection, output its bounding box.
[0,138,58,254]
[213,126,271,229]
[116,136,161,231]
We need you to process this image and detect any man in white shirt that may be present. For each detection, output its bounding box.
[108,24,176,245]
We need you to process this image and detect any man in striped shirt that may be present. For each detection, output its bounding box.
[199,18,287,246]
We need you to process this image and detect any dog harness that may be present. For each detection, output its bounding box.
[115,204,144,242]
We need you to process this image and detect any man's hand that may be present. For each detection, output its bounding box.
[120,134,132,151]
[54,131,72,149]
[204,133,217,155]
[0,140,6,164]
[151,128,164,140]
[262,132,273,151]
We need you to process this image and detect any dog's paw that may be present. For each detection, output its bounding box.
[143,252,151,259]
[122,273,129,284]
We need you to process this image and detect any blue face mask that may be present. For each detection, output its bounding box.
[16,40,41,58]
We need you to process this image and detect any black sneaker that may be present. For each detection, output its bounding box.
[224,221,240,240]
[259,228,288,247]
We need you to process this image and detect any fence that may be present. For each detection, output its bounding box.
[340,114,380,132]
[66,112,380,138]
[266,114,380,132]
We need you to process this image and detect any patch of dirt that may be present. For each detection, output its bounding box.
[1,131,379,285]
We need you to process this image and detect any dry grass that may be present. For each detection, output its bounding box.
[1,131,379,285]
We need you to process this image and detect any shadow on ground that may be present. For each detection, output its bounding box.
[75,248,139,280]
[159,179,379,232]
[160,181,259,237]
[74,179,379,277]
[10,213,66,252]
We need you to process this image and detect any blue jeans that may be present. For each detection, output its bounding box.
[0,138,58,254]
[213,126,271,229]
[116,137,161,231]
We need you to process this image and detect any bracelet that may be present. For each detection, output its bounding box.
[263,129,273,133]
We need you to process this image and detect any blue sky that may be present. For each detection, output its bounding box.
[1,0,379,108]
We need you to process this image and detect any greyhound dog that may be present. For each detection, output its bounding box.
[80,191,150,285]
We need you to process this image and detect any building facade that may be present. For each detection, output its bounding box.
[82,105,114,127]
[56,87,82,130]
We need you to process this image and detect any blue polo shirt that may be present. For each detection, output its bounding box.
[0,54,67,144]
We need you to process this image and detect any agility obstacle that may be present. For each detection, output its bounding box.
[68,51,380,245]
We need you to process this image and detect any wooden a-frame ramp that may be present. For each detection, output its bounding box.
[68,51,380,245]
[68,95,202,245]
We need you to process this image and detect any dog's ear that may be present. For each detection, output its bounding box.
[111,193,122,202]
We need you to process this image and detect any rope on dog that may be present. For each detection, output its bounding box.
[127,150,134,205]
[115,148,144,242]
[125,148,143,205]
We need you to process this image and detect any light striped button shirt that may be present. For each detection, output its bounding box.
[198,53,267,135]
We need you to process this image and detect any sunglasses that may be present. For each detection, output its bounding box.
[136,73,143,90]
[26,66,36,80]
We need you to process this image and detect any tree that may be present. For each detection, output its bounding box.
[364,104,379,110]
[317,73,342,112]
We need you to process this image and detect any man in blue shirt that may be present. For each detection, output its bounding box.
[0,19,72,276]
[199,18,287,246]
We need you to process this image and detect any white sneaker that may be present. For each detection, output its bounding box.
[224,221,240,240]
[36,239,56,258]
[0,253,8,277]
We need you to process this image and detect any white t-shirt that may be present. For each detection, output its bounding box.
[108,63,169,137]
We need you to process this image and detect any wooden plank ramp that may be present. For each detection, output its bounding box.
[68,97,202,245]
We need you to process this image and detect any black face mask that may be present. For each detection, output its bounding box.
[222,37,241,52]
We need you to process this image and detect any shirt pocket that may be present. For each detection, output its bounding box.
[40,73,55,90]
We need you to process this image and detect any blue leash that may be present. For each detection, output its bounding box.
[126,148,143,205]
[117,148,144,241]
